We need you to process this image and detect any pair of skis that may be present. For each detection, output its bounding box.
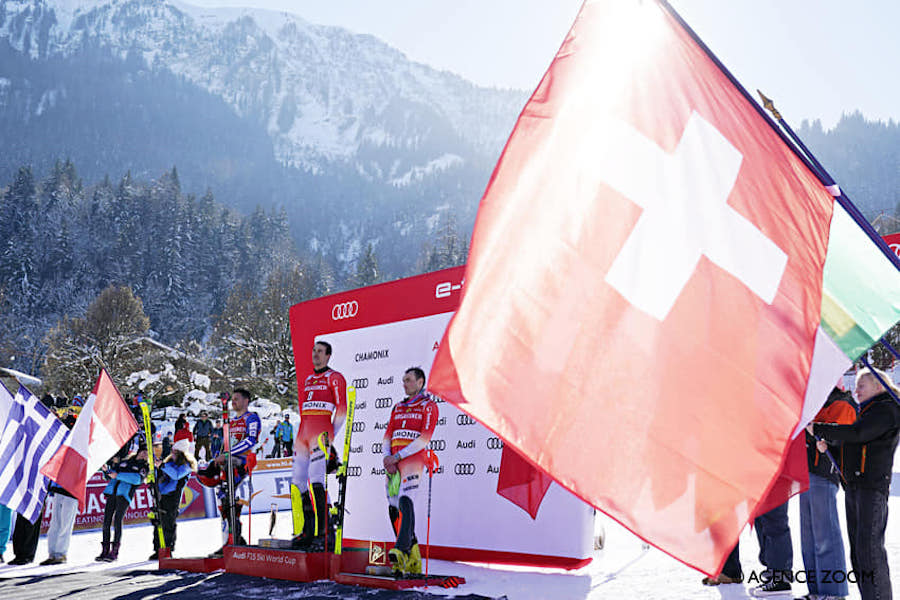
[331,385,356,554]
[139,402,167,556]
[290,385,357,554]
[313,385,357,553]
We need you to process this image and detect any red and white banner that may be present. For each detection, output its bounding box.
[289,267,593,568]
[40,472,206,534]
[41,369,139,508]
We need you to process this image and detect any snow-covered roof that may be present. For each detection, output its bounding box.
[124,337,223,375]
[0,367,42,387]
[249,398,283,419]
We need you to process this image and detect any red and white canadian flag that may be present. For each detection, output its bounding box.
[430,0,837,574]
[41,369,139,509]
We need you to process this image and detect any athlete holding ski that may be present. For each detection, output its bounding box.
[383,367,439,575]
[198,388,260,556]
[291,340,347,549]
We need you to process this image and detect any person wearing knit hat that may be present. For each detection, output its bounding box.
[174,421,193,443]
[173,418,195,457]
[150,437,198,559]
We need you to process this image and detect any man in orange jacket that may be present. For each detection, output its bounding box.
[799,387,856,600]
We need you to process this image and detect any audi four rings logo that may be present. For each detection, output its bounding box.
[486,437,504,450]
[428,439,446,451]
[347,466,363,477]
[454,463,476,476]
[332,301,359,320]
[374,397,393,409]
[371,442,383,454]
[456,414,477,426]
[351,422,366,432]
[352,378,369,389]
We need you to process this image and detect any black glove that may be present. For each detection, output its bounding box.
[326,445,340,474]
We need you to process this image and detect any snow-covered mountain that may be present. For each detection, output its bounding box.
[0,0,523,180]
[0,0,531,276]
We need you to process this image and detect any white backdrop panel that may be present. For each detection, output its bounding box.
[319,312,593,559]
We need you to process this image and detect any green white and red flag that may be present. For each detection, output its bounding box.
[429,0,900,575]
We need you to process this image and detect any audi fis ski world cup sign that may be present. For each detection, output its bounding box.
[288,266,593,567]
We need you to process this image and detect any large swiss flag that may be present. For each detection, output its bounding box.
[429,0,834,574]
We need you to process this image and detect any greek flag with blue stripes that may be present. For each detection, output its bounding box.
[0,382,70,522]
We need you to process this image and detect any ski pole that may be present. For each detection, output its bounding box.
[424,449,439,580]
[221,391,236,546]
[247,464,253,545]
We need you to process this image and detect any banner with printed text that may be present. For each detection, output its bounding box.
[40,472,207,534]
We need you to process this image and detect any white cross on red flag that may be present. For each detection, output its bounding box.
[430,0,836,574]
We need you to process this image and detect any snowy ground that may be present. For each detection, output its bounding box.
[1,491,897,599]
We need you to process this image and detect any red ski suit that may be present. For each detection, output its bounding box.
[383,391,439,501]
[292,368,347,486]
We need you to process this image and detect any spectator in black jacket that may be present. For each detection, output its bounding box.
[95,442,149,562]
[810,368,900,600]
[161,432,173,461]
[8,397,54,565]
[193,411,213,461]
[210,420,223,457]
[8,508,45,565]
[150,438,198,559]
[62,409,77,429]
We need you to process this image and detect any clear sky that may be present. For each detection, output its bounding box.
[186,0,899,129]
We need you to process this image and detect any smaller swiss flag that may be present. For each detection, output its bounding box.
[41,369,140,509]
[496,445,553,519]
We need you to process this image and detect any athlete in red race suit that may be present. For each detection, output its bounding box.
[291,340,347,547]
[382,367,439,574]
